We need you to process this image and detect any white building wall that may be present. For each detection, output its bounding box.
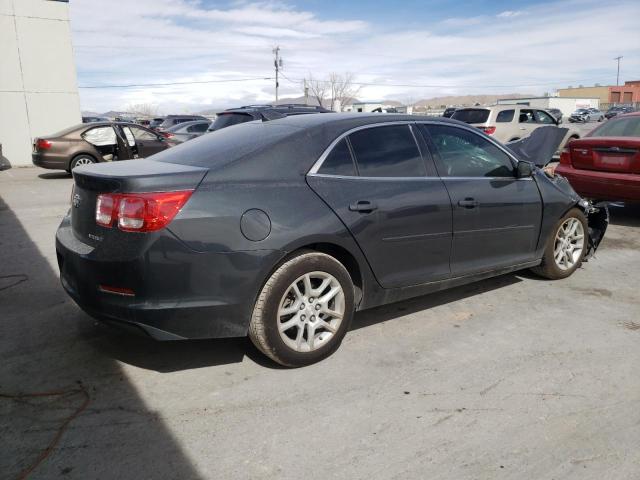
[0,0,80,167]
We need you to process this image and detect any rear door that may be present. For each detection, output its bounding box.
[307,123,452,289]
[516,108,538,138]
[420,123,542,275]
[128,125,168,157]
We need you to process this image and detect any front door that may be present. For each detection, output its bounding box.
[127,125,168,157]
[420,123,542,276]
[307,124,452,289]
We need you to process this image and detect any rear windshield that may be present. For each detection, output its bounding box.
[210,113,254,131]
[588,116,640,138]
[451,109,490,124]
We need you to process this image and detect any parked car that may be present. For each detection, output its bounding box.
[148,117,165,130]
[157,115,208,132]
[605,105,635,119]
[32,122,170,172]
[56,113,607,367]
[451,105,580,146]
[82,116,110,123]
[556,112,640,202]
[164,120,211,144]
[208,104,332,132]
[547,108,563,123]
[569,108,604,123]
[442,107,457,118]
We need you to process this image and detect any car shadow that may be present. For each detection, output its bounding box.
[38,171,72,180]
[607,203,640,227]
[0,196,204,479]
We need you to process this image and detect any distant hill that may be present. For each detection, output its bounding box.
[413,93,534,109]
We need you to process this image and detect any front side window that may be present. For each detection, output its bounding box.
[535,110,556,124]
[318,139,356,176]
[496,109,515,123]
[348,125,425,177]
[424,125,515,178]
[519,109,536,123]
[129,126,157,141]
[82,126,116,146]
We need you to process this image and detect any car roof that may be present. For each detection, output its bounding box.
[167,119,211,130]
[219,104,331,115]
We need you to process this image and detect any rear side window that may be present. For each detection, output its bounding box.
[318,139,356,176]
[451,109,490,124]
[187,123,209,133]
[348,125,425,177]
[424,125,515,178]
[496,110,515,122]
[82,126,116,146]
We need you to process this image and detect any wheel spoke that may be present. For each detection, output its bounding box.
[319,286,341,304]
[322,308,343,320]
[307,324,315,350]
[279,303,299,317]
[313,277,331,296]
[291,282,304,300]
[279,316,300,332]
[295,324,305,349]
[318,319,336,333]
[302,274,312,296]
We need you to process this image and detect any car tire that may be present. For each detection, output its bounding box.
[531,208,588,280]
[69,154,96,171]
[248,250,355,367]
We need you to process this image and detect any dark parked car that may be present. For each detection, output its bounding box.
[157,115,208,132]
[442,107,457,118]
[148,117,165,130]
[547,108,563,123]
[82,116,110,123]
[32,122,170,171]
[208,104,332,132]
[556,112,640,202]
[56,114,607,367]
[605,105,635,119]
[164,120,211,144]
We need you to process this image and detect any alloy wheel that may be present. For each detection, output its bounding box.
[553,218,585,271]
[72,157,94,169]
[277,271,345,352]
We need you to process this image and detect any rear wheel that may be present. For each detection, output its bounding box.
[531,208,588,280]
[69,154,96,171]
[248,251,355,367]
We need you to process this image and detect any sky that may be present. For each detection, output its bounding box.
[70,0,640,114]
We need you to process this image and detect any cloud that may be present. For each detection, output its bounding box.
[70,0,640,113]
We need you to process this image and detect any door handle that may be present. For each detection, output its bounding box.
[519,127,526,130]
[458,198,479,209]
[349,200,377,213]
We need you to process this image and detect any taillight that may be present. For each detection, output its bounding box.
[160,131,172,138]
[483,126,496,135]
[36,139,52,150]
[559,147,571,165]
[95,191,193,232]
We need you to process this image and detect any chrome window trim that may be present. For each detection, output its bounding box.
[308,119,531,180]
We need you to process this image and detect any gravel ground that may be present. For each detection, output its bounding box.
[1,167,639,480]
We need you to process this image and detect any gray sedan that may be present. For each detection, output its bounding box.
[164,119,211,144]
[56,114,608,367]
[569,108,605,123]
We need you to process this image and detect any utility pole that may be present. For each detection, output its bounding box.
[614,56,623,86]
[273,46,282,102]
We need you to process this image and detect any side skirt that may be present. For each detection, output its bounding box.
[359,259,542,311]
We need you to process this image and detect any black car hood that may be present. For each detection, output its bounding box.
[506,126,569,167]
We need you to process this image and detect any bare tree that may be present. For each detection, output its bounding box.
[303,72,361,111]
[305,73,328,108]
[125,103,159,118]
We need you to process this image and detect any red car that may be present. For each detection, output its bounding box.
[556,112,640,202]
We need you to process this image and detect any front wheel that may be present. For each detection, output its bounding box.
[249,251,355,367]
[69,154,96,171]
[531,208,588,280]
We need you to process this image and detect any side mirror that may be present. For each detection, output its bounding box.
[517,161,534,178]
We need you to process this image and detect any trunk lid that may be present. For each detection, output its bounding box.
[569,137,640,173]
[71,159,208,246]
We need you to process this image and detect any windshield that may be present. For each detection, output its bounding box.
[588,116,640,137]
[574,109,588,114]
[450,109,490,124]
[209,113,254,131]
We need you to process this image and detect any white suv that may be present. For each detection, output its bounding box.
[451,105,580,146]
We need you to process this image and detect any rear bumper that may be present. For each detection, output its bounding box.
[32,152,70,170]
[56,216,281,340]
[556,164,640,202]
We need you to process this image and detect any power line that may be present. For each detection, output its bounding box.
[78,76,273,89]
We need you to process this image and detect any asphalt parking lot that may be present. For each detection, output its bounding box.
[1,166,639,480]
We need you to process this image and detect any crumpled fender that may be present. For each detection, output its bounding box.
[576,198,609,260]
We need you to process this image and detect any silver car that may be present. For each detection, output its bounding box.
[164,120,211,144]
[569,108,604,123]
